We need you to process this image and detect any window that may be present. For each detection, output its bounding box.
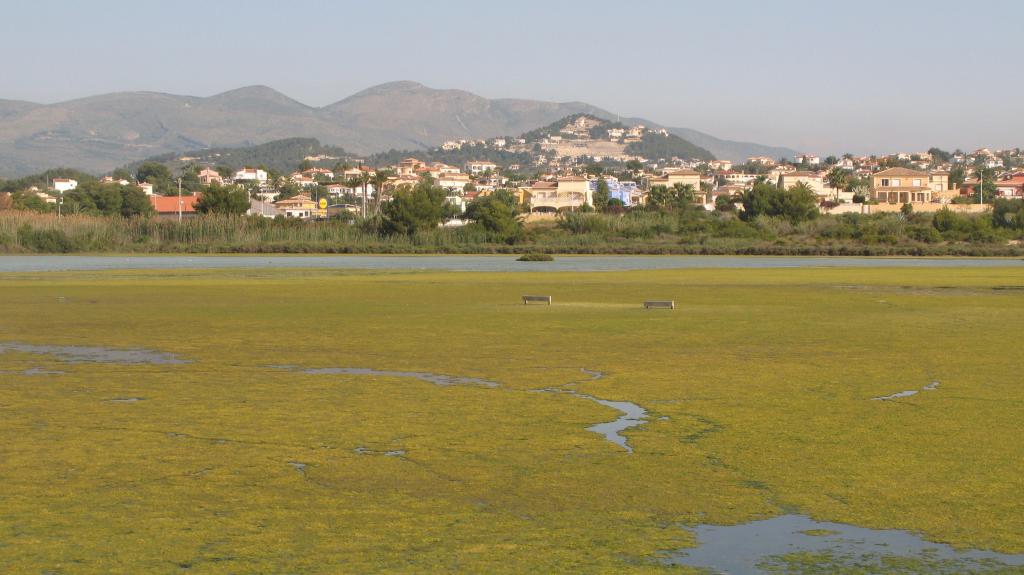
[892,179,901,187]
[913,179,922,187]
[881,179,890,187]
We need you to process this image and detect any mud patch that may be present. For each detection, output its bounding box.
[0,342,189,365]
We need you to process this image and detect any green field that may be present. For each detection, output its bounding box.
[1,265,1023,573]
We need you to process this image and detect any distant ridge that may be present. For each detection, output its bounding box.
[0,82,797,176]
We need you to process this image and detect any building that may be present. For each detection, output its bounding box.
[779,171,826,197]
[465,160,498,175]
[527,176,592,212]
[234,168,268,183]
[197,168,223,185]
[149,194,201,219]
[438,172,471,192]
[870,167,936,204]
[52,178,78,193]
[274,193,324,219]
[747,156,776,166]
[99,176,131,186]
[795,154,821,166]
[592,178,643,207]
[648,169,701,190]
[995,175,1024,198]
[709,160,733,171]
[139,183,155,196]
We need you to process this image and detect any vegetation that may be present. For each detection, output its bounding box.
[2,200,1024,255]
[516,253,554,261]
[624,131,715,162]
[126,138,353,176]
[193,183,250,215]
[1,266,1023,573]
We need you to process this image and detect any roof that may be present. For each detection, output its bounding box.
[150,194,200,213]
[784,171,822,178]
[666,169,700,176]
[531,181,557,189]
[874,167,929,177]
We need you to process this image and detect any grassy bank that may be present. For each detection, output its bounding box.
[2,210,1023,256]
[1,266,1023,573]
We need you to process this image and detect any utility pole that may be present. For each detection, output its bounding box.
[177,178,183,223]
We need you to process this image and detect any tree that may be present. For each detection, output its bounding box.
[714,194,736,212]
[119,186,154,217]
[370,169,394,215]
[739,182,818,223]
[825,167,849,202]
[194,183,250,215]
[592,178,610,211]
[464,189,522,241]
[380,178,454,235]
[136,162,174,195]
[647,183,696,211]
[992,199,1024,230]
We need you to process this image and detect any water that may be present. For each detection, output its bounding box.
[0,342,190,365]
[275,364,646,452]
[872,380,941,401]
[667,514,1024,574]
[273,365,498,388]
[0,255,1021,273]
[583,397,647,453]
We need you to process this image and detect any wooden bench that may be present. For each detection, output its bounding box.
[643,300,675,310]
[522,295,552,305]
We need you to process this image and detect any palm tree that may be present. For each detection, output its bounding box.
[346,172,371,218]
[825,167,849,203]
[370,170,394,216]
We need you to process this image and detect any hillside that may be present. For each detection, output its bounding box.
[0,82,796,176]
[126,138,353,175]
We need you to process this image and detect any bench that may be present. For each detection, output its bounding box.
[522,295,552,305]
[643,300,675,310]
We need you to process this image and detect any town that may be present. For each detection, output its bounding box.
[4,115,1022,222]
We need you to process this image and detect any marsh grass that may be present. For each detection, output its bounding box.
[3,210,1022,255]
[1,267,1023,572]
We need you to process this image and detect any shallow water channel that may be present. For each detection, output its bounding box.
[0,341,190,365]
[667,514,1024,574]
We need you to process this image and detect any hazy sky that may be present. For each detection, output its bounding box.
[2,0,1020,155]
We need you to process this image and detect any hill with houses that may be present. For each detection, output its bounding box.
[0,81,797,177]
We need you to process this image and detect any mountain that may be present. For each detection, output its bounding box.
[0,82,796,176]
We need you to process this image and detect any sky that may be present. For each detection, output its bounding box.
[1,0,1021,155]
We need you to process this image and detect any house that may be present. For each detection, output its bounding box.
[396,158,424,176]
[870,167,936,204]
[52,178,78,193]
[99,176,131,186]
[779,171,826,197]
[747,156,776,166]
[709,160,733,171]
[593,178,643,207]
[795,154,821,166]
[139,183,155,196]
[302,167,334,180]
[648,169,701,190]
[995,175,1024,198]
[198,168,223,185]
[150,194,201,219]
[438,172,471,192]
[274,193,324,219]
[234,167,268,182]
[289,173,318,187]
[465,160,498,175]
[527,176,592,211]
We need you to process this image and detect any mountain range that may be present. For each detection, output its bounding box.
[0,81,798,176]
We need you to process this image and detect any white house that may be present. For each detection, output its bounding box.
[233,167,268,182]
[139,183,155,196]
[52,178,78,193]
